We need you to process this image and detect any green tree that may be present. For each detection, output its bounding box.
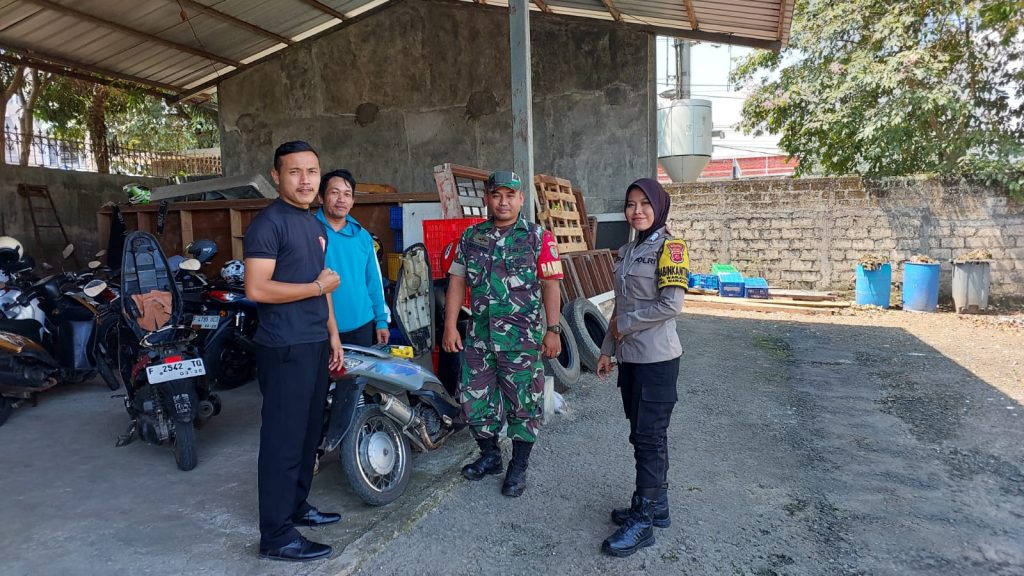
[733,0,1024,197]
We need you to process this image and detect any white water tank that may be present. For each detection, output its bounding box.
[657,99,712,182]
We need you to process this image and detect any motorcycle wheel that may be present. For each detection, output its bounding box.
[0,396,14,427]
[173,421,198,471]
[215,342,255,390]
[339,405,411,506]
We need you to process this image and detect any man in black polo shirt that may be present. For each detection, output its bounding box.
[244,141,344,562]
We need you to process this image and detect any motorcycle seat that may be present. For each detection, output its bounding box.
[0,318,42,341]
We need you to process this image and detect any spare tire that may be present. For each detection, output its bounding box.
[542,315,580,393]
[564,298,608,372]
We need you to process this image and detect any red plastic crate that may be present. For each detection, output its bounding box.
[423,218,485,279]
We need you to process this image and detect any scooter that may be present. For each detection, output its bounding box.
[0,245,108,425]
[322,244,465,506]
[109,231,220,471]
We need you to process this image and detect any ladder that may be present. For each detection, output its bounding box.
[17,183,77,266]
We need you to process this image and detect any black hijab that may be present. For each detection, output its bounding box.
[625,178,671,244]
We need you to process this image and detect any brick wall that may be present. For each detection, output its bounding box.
[666,176,1024,298]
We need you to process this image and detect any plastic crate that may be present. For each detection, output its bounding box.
[711,263,739,275]
[700,274,720,291]
[422,218,486,279]
[718,272,745,297]
[393,231,403,252]
[688,273,700,288]
[386,253,402,281]
[389,206,403,230]
[744,277,770,299]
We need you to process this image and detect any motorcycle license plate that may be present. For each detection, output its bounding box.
[146,358,206,384]
[191,315,220,330]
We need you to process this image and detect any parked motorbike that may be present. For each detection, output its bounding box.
[0,245,110,426]
[109,231,220,470]
[322,244,464,506]
[173,241,259,390]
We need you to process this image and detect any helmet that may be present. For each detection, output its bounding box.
[185,239,218,264]
[124,183,151,205]
[369,232,382,262]
[484,170,522,193]
[221,259,245,284]
[0,236,23,268]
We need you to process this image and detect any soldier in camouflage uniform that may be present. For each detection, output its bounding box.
[441,170,564,497]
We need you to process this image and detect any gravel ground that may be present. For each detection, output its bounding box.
[352,307,1024,576]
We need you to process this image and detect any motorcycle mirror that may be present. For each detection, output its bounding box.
[88,260,102,270]
[83,279,108,298]
[179,258,202,272]
[62,244,75,259]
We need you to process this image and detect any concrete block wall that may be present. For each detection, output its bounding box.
[666,176,1024,298]
[0,165,165,267]
[217,0,656,216]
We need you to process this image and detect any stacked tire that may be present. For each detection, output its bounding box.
[543,298,609,392]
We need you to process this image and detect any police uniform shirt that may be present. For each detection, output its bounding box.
[600,227,688,364]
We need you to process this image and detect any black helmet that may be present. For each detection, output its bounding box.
[185,239,218,264]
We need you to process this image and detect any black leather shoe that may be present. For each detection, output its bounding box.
[259,536,332,562]
[602,495,656,557]
[501,462,528,497]
[611,487,670,528]
[292,508,341,527]
[462,451,503,480]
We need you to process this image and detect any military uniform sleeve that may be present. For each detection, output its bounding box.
[537,229,564,280]
[656,238,689,289]
[447,230,469,277]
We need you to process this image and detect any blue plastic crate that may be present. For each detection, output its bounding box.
[688,273,700,288]
[718,272,745,297]
[744,277,770,299]
[389,206,403,230]
[700,274,719,291]
[393,231,404,252]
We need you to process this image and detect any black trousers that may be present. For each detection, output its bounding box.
[617,356,681,491]
[257,340,330,549]
[340,320,374,347]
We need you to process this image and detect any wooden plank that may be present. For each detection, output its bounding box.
[688,294,851,309]
[179,210,194,246]
[356,183,398,194]
[684,299,829,316]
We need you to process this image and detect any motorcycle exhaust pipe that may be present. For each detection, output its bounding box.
[375,392,449,451]
[197,400,215,419]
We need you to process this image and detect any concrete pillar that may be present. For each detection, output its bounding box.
[509,0,535,221]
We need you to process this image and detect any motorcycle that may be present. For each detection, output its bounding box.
[0,245,109,426]
[322,244,464,506]
[173,247,258,390]
[108,231,220,471]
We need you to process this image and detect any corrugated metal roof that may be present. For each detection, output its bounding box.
[0,0,793,101]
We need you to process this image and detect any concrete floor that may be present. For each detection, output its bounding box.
[0,378,475,576]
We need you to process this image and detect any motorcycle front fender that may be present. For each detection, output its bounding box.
[323,376,367,453]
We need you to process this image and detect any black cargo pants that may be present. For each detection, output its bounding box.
[617,356,681,491]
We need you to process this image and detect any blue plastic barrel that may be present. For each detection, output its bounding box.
[902,262,940,312]
[855,263,891,308]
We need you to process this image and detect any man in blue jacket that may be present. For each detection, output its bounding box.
[316,169,390,346]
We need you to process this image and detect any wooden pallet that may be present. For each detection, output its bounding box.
[534,175,588,253]
[559,249,615,304]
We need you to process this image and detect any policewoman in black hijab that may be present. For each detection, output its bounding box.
[596,177,689,557]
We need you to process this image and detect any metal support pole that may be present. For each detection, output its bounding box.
[509,0,535,221]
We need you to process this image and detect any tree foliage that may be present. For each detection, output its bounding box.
[732,0,1024,198]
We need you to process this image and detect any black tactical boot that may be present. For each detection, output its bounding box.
[610,483,670,528]
[462,437,503,481]
[601,493,656,557]
[501,440,532,497]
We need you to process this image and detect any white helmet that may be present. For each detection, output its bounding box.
[0,236,23,267]
[221,259,245,283]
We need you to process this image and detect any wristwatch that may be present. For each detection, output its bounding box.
[546,324,562,334]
